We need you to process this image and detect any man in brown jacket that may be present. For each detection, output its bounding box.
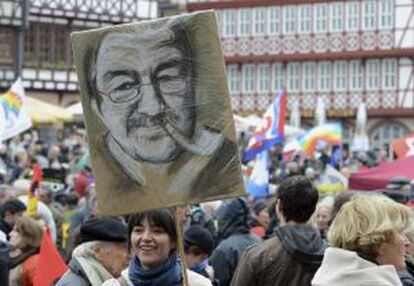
[230,176,327,286]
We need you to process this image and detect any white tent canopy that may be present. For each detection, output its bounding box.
[65,102,83,116]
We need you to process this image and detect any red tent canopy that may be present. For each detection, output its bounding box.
[349,156,414,191]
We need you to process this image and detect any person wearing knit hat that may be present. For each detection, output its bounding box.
[56,217,129,286]
[184,225,216,282]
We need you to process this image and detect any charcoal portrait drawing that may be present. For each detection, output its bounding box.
[71,11,244,216]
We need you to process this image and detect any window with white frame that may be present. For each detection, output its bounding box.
[238,9,251,37]
[298,5,312,34]
[302,62,315,92]
[271,63,284,92]
[257,64,270,93]
[226,65,239,94]
[283,6,297,35]
[330,2,344,32]
[268,7,280,35]
[334,61,347,91]
[349,60,363,91]
[379,0,393,29]
[362,1,377,30]
[314,4,328,33]
[253,8,266,36]
[346,1,359,31]
[242,64,255,93]
[382,59,397,90]
[318,62,331,92]
[222,9,236,37]
[287,63,300,92]
[366,59,380,90]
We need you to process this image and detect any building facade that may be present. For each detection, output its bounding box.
[0,0,158,107]
[187,0,414,152]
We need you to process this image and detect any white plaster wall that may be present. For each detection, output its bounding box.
[398,57,414,108]
[395,0,414,48]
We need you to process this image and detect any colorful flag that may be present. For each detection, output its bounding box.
[33,228,68,286]
[244,88,286,161]
[246,151,269,198]
[26,164,42,216]
[315,165,348,193]
[392,134,414,158]
[0,78,32,141]
[299,123,342,157]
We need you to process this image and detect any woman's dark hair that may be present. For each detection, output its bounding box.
[127,208,177,250]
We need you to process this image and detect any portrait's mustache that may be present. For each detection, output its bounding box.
[126,110,224,157]
[126,110,177,133]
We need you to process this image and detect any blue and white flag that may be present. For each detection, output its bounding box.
[244,88,286,161]
[247,151,269,198]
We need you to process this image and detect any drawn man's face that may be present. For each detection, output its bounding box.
[95,28,195,163]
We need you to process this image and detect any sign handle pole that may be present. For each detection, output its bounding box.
[175,206,189,286]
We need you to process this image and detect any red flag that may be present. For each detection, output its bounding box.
[33,228,67,286]
[26,164,43,215]
[392,134,414,158]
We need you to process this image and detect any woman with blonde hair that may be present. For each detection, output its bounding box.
[312,194,414,286]
[9,216,43,286]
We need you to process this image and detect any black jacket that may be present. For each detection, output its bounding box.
[210,199,261,286]
[0,241,11,286]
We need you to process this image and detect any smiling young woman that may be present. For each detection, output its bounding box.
[102,208,212,286]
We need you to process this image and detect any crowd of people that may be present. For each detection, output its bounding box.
[0,127,413,286]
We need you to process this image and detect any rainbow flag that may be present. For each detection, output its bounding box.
[1,90,22,119]
[299,123,342,156]
[0,78,32,141]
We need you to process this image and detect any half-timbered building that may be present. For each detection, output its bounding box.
[187,0,414,152]
[0,0,158,106]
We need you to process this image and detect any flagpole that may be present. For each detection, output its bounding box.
[280,142,286,180]
[280,86,286,181]
[339,122,344,170]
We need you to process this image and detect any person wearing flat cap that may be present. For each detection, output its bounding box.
[56,217,129,286]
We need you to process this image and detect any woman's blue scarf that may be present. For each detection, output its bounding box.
[128,253,183,286]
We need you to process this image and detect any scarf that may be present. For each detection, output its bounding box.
[9,247,40,269]
[128,253,182,286]
[190,258,209,275]
[72,242,113,285]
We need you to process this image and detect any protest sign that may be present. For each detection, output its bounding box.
[71,11,244,215]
